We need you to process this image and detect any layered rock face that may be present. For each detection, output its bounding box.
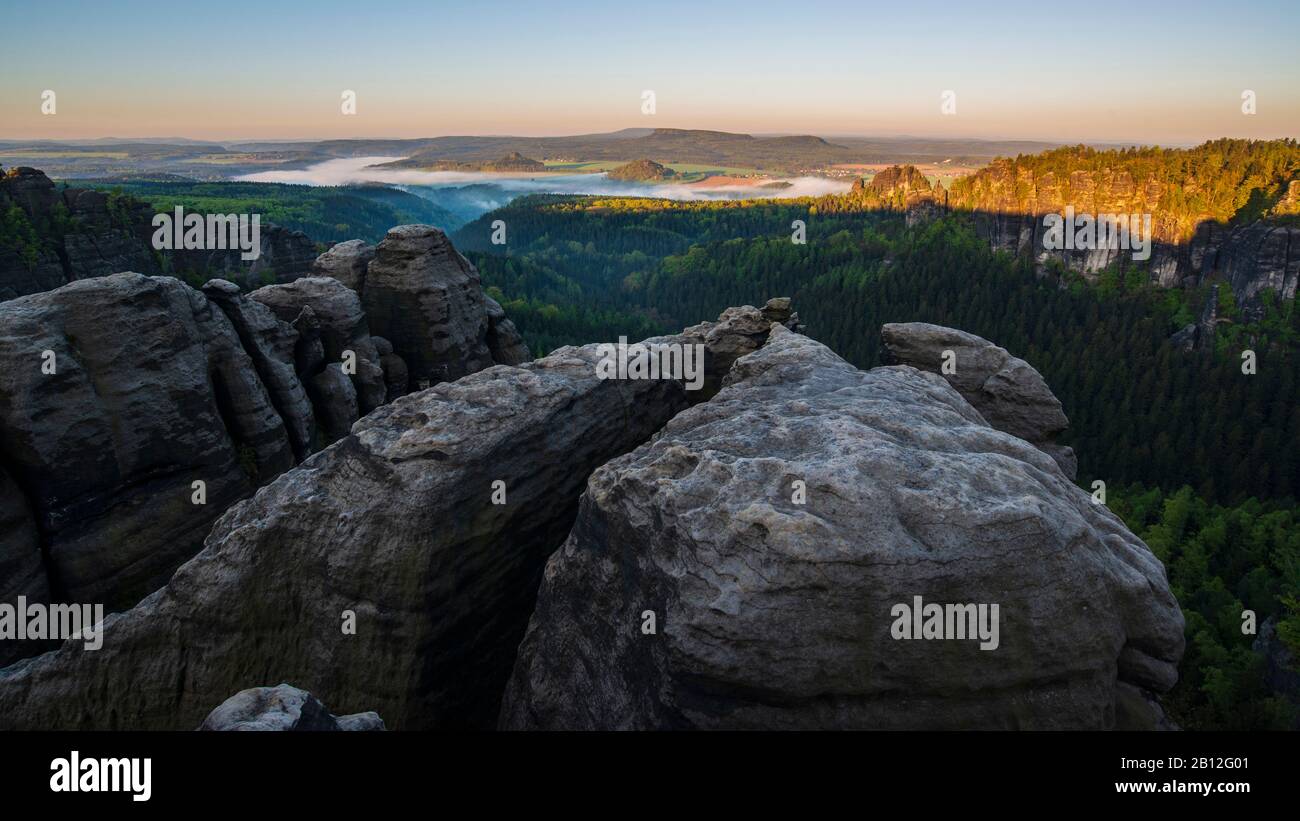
[0,273,294,612]
[199,684,384,731]
[361,225,526,388]
[0,307,780,730]
[880,322,1078,479]
[501,325,1183,730]
[946,161,1299,318]
[0,229,530,661]
[0,167,315,301]
[0,167,160,300]
[250,276,388,416]
[170,224,318,289]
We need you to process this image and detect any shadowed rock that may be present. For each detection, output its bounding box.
[0,466,50,667]
[202,279,316,461]
[0,304,789,730]
[0,273,293,611]
[500,325,1183,729]
[361,225,512,389]
[307,363,359,442]
[251,276,387,417]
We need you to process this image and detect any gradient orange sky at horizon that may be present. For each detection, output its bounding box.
[2,0,1297,145]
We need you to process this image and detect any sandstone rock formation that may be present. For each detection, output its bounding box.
[674,297,804,396]
[0,306,783,730]
[251,276,388,416]
[360,225,526,389]
[310,239,375,292]
[0,167,315,301]
[0,229,530,663]
[501,325,1184,729]
[0,167,159,300]
[0,273,295,612]
[880,322,1078,478]
[199,684,384,731]
[947,159,1299,319]
[201,279,317,460]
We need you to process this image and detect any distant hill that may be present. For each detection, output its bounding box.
[380,128,858,173]
[1,131,1076,179]
[397,152,547,173]
[607,159,676,181]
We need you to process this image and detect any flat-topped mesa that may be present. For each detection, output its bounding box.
[0,302,800,731]
[880,321,1078,479]
[501,325,1183,730]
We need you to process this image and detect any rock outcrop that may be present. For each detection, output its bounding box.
[0,167,315,301]
[310,239,374,292]
[0,306,784,730]
[674,297,804,396]
[880,322,1078,479]
[0,228,530,665]
[501,325,1184,729]
[0,167,159,301]
[170,224,317,289]
[360,225,524,389]
[251,276,388,417]
[201,279,317,460]
[199,684,384,731]
[0,273,295,612]
[946,154,1300,319]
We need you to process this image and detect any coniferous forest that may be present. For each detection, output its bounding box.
[456,188,1300,730]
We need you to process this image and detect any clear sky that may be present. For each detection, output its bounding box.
[2,0,1297,144]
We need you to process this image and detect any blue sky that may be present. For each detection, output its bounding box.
[2,0,1297,143]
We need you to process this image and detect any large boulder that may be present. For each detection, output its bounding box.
[0,273,295,611]
[198,684,384,731]
[500,325,1184,729]
[310,240,375,293]
[880,322,1078,478]
[0,305,786,730]
[361,225,507,389]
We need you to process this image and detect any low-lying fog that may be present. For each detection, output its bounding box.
[238,156,851,224]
